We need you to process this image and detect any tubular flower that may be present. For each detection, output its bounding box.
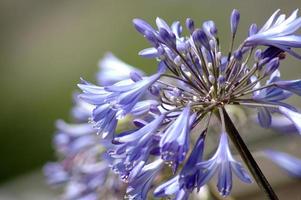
[197,133,252,196]
[264,149,301,177]
[154,132,206,200]
[125,159,164,200]
[48,9,301,199]
[97,52,144,86]
[159,106,193,172]
[244,9,301,59]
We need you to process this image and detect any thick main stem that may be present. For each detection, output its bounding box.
[221,107,279,200]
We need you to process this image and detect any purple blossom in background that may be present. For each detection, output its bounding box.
[44,82,125,199]
[264,150,301,177]
[46,9,301,199]
[97,52,144,86]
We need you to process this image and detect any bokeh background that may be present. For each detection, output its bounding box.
[0,0,300,199]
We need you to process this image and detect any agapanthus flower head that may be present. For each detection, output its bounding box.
[48,8,301,200]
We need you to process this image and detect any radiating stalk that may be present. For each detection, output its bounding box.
[221,107,279,200]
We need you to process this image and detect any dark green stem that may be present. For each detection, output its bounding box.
[221,107,279,200]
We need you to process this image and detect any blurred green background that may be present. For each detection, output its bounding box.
[0,0,300,198]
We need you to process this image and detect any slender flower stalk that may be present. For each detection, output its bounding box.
[47,9,301,200]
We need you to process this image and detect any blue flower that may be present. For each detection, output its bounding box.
[90,103,118,139]
[203,20,217,37]
[78,75,162,138]
[78,78,112,105]
[109,115,164,181]
[264,149,301,177]
[179,132,206,191]
[97,52,144,86]
[71,93,94,122]
[104,72,162,116]
[159,106,192,172]
[278,106,301,134]
[252,70,292,102]
[244,9,301,59]
[54,120,96,155]
[133,17,187,58]
[154,176,190,200]
[251,70,293,128]
[196,133,252,196]
[128,100,159,117]
[230,9,240,35]
[126,159,163,200]
[269,115,298,133]
[154,132,206,200]
[52,9,301,199]
[274,79,301,96]
[45,118,121,200]
[64,181,99,200]
[43,162,69,185]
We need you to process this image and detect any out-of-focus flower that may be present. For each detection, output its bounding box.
[97,52,144,86]
[264,150,301,177]
[44,89,124,200]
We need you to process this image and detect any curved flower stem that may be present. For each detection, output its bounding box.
[221,107,279,200]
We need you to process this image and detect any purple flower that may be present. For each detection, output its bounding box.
[43,162,69,185]
[192,29,210,50]
[186,18,195,34]
[269,115,298,133]
[154,176,189,200]
[230,9,240,34]
[78,79,112,105]
[179,132,206,191]
[203,20,217,37]
[129,100,159,116]
[97,52,144,86]
[264,149,301,177]
[274,79,301,96]
[54,120,96,155]
[263,57,279,76]
[133,17,187,58]
[50,9,301,199]
[252,70,292,102]
[78,73,162,138]
[154,132,206,200]
[104,72,162,115]
[71,94,94,121]
[90,103,118,139]
[257,107,272,128]
[279,106,301,134]
[159,106,192,172]
[109,115,164,181]
[126,159,163,200]
[132,18,156,36]
[244,9,301,59]
[45,119,121,200]
[196,133,252,196]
